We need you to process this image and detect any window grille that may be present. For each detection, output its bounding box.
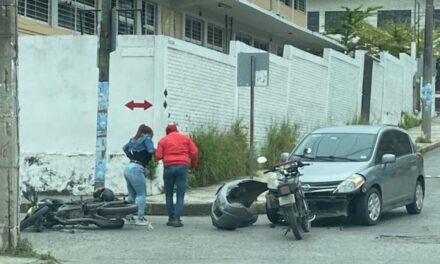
[142,1,156,35]
[185,16,204,45]
[117,0,135,34]
[236,32,252,46]
[377,10,411,28]
[207,23,224,51]
[294,0,306,12]
[58,0,96,35]
[253,39,269,52]
[18,0,50,23]
[325,11,344,33]
[307,11,319,32]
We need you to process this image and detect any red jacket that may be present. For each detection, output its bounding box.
[155,132,199,168]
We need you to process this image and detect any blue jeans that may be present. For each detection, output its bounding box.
[124,163,146,218]
[163,165,189,221]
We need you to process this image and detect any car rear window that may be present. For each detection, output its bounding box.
[293,133,376,162]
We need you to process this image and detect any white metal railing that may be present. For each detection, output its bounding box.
[18,0,51,23]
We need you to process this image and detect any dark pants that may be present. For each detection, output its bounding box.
[163,165,189,221]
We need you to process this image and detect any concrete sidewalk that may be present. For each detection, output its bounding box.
[20,116,440,217]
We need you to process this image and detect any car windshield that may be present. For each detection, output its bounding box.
[291,133,376,162]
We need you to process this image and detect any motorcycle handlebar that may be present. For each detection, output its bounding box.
[263,160,310,174]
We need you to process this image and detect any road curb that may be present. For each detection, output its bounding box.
[418,141,440,154]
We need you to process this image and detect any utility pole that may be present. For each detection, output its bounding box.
[0,0,19,250]
[422,0,433,140]
[94,0,112,190]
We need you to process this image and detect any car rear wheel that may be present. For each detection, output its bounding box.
[406,180,424,215]
[356,187,382,226]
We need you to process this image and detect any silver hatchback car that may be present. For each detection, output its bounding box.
[285,125,425,225]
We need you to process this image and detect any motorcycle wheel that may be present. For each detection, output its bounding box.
[283,205,302,240]
[20,206,49,231]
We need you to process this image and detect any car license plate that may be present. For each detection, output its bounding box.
[278,194,295,206]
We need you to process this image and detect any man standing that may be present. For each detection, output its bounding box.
[155,123,199,227]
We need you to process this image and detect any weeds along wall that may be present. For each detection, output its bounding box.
[18,35,416,195]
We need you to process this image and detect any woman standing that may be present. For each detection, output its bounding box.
[123,124,155,226]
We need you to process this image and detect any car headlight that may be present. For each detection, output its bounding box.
[335,174,365,193]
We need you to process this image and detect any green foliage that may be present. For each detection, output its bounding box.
[1,238,59,264]
[327,5,415,56]
[347,116,370,125]
[146,159,158,181]
[189,120,248,187]
[326,5,382,52]
[398,112,421,129]
[260,120,299,167]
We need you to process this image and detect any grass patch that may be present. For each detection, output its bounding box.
[1,238,59,264]
[189,120,248,187]
[416,137,432,144]
[398,112,421,130]
[260,120,299,168]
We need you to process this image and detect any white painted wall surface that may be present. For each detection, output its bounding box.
[19,35,98,195]
[18,35,417,195]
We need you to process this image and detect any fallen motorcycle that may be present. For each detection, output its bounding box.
[20,186,137,231]
[259,156,315,240]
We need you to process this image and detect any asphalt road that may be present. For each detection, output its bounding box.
[425,147,440,177]
[22,150,440,264]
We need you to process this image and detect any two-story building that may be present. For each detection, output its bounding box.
[306,0,440,33]
[18,0,344,55]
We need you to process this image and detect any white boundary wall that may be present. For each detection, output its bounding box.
[18,35,416,195]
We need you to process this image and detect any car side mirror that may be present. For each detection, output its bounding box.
[382,154,396,164]
[280,152,289,162]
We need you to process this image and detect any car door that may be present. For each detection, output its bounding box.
[374,130,401,205]
[395,131,418,200]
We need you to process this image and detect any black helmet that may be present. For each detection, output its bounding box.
[93,188,115,202]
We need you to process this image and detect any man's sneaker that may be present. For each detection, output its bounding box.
[166,220,174,226]
[136,217,154,230]
[173,220,183,227]
[124,215,136,225]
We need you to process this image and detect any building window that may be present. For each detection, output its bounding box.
[207,23,224,51]
[185,15,204,45]
[58,0,97,35]
[280,0,292,7]
[236,32,252,46]
[117,0,135,34]
[307,11,319,32]
[377,10,411,28]
[325,11,344,33]
[253,39,269,52]
[18,0,50,23]
[435,10,440,29]
[141,1,156,35]
[294,0,306,12]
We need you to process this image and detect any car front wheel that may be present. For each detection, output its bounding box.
[356,187,382,226]
[406,180,424,215]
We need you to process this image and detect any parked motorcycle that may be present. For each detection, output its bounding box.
[20,185,137,231]
[258,156,314,240]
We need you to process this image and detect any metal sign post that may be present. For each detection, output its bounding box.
[237,53,269,179]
